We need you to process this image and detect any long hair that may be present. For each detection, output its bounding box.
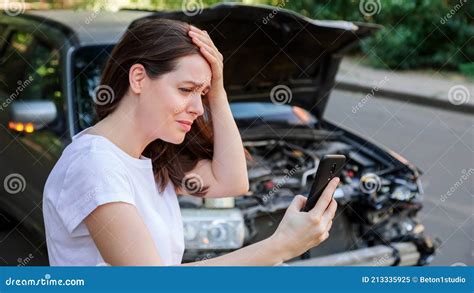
[95,18,217,196]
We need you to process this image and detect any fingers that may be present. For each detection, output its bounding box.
[321,199,338,228]
[188,26,223,62]
[309,177,339,219]
[315,204,336,244]
[288,194,307,212]
[189,31,218,55]
[188,26,224,83]
[189,25,213,47]
[193,38,221,63]
[198,46,223,80]
[326,220,333,232]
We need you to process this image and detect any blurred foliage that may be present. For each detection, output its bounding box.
[46,0,473,75]
[281,0,473,75]
[459,63,474,80]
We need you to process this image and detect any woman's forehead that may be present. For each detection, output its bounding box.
[173,55,212,84]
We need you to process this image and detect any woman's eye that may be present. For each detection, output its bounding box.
[179,87,207,97]
[179,88,193,93]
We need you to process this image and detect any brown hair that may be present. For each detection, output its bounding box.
[95,18,217,196]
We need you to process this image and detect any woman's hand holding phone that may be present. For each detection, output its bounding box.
[269,177,340,262]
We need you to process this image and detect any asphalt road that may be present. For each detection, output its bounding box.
[325,89,473,266]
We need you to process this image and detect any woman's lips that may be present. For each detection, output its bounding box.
[176,120,192,132]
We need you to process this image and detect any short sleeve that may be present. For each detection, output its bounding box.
[57,150,136,237]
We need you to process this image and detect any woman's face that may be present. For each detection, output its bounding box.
[138,54,212,144]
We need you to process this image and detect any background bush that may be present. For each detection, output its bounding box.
[279,0,473,77]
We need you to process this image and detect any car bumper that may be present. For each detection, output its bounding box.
[285,242,433,266]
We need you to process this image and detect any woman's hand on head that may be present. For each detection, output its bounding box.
[188,25,226,100]
[269,177,340,261]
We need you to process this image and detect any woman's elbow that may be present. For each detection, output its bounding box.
[234,178,249,195]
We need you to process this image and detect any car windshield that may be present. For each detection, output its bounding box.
[73,46,317,131]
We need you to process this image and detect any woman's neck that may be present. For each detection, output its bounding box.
[87,105,150,159]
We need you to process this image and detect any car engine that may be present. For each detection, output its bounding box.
[180,126,436,265]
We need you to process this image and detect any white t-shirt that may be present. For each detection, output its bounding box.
[43,127,185,266]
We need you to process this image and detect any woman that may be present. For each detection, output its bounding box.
[42,18,339,266]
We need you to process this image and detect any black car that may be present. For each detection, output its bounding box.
[0,3,436,266]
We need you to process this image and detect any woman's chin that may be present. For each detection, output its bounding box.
[163,133,186,145]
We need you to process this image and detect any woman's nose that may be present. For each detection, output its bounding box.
[187,95,205,117]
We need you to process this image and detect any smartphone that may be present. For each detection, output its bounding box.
[301,154,346,212]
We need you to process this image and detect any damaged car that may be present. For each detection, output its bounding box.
[0,3,436,266]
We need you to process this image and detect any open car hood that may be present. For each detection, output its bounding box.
[131,3,381,119]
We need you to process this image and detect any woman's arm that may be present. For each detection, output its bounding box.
[207,91,249,196]
[85,178,339,266]
[177,26,249,198]
[184,93,249,198]
[85,202,164,266]
[181,235,286,266]
[87,203,284,266]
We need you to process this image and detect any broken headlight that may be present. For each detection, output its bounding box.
[182,208,245,250]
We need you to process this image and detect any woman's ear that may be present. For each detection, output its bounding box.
[129,64,146,95]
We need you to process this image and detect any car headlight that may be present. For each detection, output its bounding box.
[181,208,245,250]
